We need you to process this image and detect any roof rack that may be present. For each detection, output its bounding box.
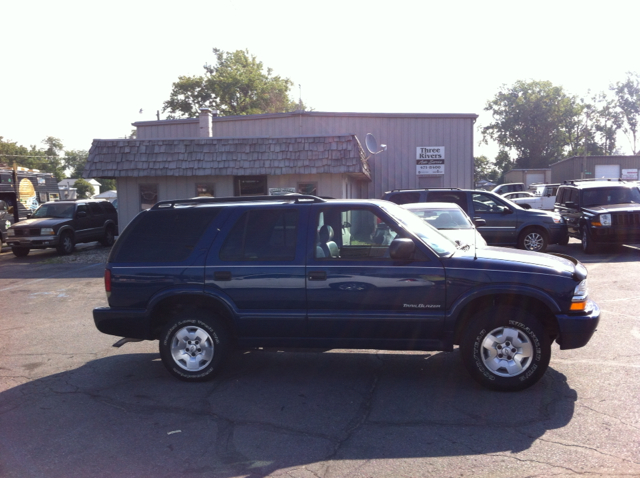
[152,195,327,209]
[388,188,463,192]
[562,178,628,185]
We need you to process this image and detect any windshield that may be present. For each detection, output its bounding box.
[382,203,457,256]
[582,187,640,207]
[32,203,75,219]
[404,207,473,229]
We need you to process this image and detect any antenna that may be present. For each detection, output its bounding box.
[364,133,387,161]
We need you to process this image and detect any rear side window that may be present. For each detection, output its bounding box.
[385,192,420,204]
[220,209,299,261]
[426,191,467,210]
[89,203,104,216]
[100,202,117,214]
[110,208,220,263]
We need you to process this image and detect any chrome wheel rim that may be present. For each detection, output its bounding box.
[582,229,589,252]
[170,325,215,372]
[62,235,73,252]
[480,326,534,377]
[524,233,543,251]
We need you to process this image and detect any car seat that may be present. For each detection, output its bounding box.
[317,225,339,258]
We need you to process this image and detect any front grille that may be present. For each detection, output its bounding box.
[14,229,41,237]
[612,212,640,226]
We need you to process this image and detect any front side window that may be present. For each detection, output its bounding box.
[472,193,509,213]
[140,184,158,210]
[220,209,299,261]
[315,208,399,260]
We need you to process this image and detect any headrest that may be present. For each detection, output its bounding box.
[319,224,334,242]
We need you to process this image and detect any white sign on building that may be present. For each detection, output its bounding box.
[416,147,445,175]
[622,169,638,180]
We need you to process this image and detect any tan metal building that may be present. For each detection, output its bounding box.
[85,109,477,227]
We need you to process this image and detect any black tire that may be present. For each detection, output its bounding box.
[581,227,597,254]
[11,247,30,257]
[518,228,548,252]
[100,225,116,247]
[159,312,230,382]
[56,231,75,255]
[460,305,551,391]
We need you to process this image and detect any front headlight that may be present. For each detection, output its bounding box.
[599,213,611,227]
[550,213,564,224]
[570,279,588,311]
[7,227,15,237]
[40,227,56,235]
[3,220,9,230]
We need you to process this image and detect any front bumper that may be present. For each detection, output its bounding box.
[548,224,569,245]
[93,307,152,340]
[6,235,60,249]
[555,299,600,350]
[588,225,640,245]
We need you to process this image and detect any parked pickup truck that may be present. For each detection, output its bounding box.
[504,184,559,210]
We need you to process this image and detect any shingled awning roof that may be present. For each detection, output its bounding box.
[84,135,371,180]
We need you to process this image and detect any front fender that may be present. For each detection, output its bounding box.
[445,284,562,331]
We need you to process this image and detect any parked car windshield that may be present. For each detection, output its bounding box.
[582,187,640,207]
[381,203,457,256]
[32,203,75,219]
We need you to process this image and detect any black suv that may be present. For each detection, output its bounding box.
[93,195,599,391]
[6,200,118,257]
[382,188,568,252]
[555,179,640,254]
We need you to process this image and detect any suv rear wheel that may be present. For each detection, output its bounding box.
[100,225,116,247]
[11,247,30,257]
[518,228,548,252]
[460,305,551,391]
[581,227,597,254]
[159,312,230,382]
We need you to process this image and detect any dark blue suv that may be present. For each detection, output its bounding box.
[93,195,600,391]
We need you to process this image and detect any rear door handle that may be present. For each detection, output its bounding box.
[308,271,327,281]
[214,271,232,281]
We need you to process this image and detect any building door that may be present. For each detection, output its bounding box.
[595,164,620,179]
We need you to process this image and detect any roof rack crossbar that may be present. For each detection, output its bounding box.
[151,195,327,209]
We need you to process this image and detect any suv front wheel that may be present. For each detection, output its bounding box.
[581,227,597,254]
[518,228,548,252]
[460,305,551,391]
[159,312,230,382]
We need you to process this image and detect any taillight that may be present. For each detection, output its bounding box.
[104,268,111,292]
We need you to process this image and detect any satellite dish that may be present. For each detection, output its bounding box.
[365,133,387,156]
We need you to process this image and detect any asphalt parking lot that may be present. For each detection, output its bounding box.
[1,240,639,477]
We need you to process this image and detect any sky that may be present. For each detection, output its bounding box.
[1,0,639,162]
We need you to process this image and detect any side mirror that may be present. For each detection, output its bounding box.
[565,201,577,209]
[389,238,415,259]
[474,218,486,227]
[26,213,32,219]
[501,206,513,214]
[77,210,87,218]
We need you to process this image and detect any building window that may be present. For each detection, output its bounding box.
[195,184,214,197]
[297,182,318,195]
[140,184,158,210]
[234,176,267,196]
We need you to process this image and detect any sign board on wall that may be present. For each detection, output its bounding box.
[269,187,296,195]
[622,169,638,180]
[416,147,445,175]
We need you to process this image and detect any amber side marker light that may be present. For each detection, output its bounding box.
[570,301,586,311]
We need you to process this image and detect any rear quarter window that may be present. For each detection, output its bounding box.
[110,207,221,263]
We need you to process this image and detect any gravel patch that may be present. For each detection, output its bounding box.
[39,245,111,264]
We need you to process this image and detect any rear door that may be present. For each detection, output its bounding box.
[204,206,308,338]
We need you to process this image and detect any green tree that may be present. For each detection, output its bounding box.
[474,155,500,184]
[482,80,583,168]
[63,149,89,178]
[589,92,623,155]
[0,136,66,180]
[163,48,306,118]
[611,72,640,154]
[74,178,94,199]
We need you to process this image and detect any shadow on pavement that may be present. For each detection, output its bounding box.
[0,349,577,478]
